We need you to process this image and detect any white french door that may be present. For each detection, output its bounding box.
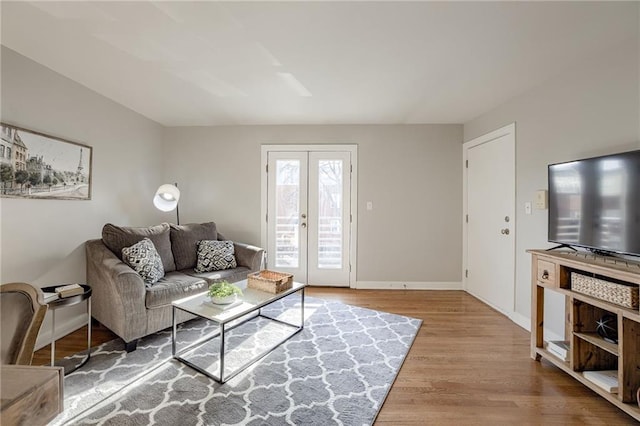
[265,150,352,286]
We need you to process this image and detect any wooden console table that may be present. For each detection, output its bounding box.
[0,365,64,426]
[529,249,640,421]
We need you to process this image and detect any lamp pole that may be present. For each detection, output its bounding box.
[174,182,180,225]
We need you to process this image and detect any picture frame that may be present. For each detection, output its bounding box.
[0,123,92,200]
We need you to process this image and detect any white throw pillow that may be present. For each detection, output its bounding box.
[195,240,237,273]
[122,238,164,285]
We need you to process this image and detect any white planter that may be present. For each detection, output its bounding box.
[210,294,237,305]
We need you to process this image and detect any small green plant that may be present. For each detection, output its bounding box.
[207,281,243,298]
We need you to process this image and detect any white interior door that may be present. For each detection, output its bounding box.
[465,124,515,315]
[267,151,351,286]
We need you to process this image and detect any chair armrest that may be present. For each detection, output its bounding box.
[233,242,265,272]
[85,239,147,343]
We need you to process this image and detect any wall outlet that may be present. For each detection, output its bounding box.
[366,201,373,211]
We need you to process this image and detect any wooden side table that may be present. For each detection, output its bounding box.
[41,284,92,374]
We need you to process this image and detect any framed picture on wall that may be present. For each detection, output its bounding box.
[0,123,92,200]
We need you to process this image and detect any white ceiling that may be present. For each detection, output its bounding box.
[1,1,638,126]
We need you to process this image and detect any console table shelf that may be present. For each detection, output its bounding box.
[529,249,640,422]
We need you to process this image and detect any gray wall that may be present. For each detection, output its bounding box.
[162,124,463,285]
[464,36,640,336]
[1,47,166,343]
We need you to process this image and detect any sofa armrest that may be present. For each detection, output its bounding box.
[233,242,265,272]
[85,239,147,343]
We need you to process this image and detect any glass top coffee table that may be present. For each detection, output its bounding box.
[172,279,306,383]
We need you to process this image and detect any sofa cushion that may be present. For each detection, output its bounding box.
[184,266,250,285]
[170,222,218,270]
[145,271,208,309]
[195,240,237,273]
[102,223,176,272]
[122,238,164,285]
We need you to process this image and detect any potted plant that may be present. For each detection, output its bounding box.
[208,280,243,305]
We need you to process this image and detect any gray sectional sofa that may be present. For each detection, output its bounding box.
[86,222,264,351]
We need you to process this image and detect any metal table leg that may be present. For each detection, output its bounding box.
[86,298,92,360]
[50,309,56,366]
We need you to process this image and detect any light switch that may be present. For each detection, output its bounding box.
[525,202,532,215]
[366,201,373,211]
[535,190,548,209]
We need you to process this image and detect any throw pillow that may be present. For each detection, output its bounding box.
[195,240,237,273]
[170,222,218,270]
[122,238,165,285]
[102,223,176,272]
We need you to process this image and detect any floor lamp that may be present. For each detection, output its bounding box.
[153,183,180,224]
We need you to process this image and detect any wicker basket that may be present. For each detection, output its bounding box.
[571,273,639,309]
[247,270,293,294]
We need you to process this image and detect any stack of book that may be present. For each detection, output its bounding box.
[583,370,619,393]
[547,340,570,362]
[55,284,84,298]
[42,292,59,303]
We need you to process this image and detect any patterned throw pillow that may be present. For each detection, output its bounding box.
[122,238,165,285]
[195,240,237,273]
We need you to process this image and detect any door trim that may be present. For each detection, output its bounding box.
[261,144,358,288]
[462,123,516,317]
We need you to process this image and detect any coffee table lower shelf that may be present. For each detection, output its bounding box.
[172,285,305,384]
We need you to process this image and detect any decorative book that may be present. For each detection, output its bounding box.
[582,370,618,393]
[547,340,569,361]
[55,284,84,298]
[42,292,59,303]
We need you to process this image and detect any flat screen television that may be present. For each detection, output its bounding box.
[548,149,640,257]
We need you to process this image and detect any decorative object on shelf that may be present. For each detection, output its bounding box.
[247,270,293,294]
[571,272,639,309]
[54,283,84,298]
[595,314,619,344]
[0,123,92,200]
[582,370,619,394]
[547,340,570,361]
[207,280,242,305]
[153,183,180,224]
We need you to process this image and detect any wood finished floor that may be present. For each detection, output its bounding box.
[33,289,637,425]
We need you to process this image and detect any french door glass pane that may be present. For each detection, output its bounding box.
[275,160,300,268]
[317,160,342,269]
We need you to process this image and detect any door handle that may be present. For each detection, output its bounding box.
[301,223,307,228]
[301,213,307,219]
[501,228,510,235]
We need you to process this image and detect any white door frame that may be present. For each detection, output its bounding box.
[261,144,358,288]
[462,123,517,318]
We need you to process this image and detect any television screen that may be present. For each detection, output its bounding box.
[548,149,640,257]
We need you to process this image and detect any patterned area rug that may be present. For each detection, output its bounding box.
[53,296,421,425]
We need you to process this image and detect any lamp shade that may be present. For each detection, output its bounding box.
[153,184,180,212]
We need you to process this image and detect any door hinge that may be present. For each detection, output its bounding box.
[350,214,352,223]
[466,214,468,223]
[265,164,268,173]
[266,213,268,222]
[465,269,468,278]
[349,264,352,272]
[465,159,468,169]
[350,164,353,173]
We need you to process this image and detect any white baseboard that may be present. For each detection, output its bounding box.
[35,312,89,351]
[510,311,531,332]
[354,281,463,290]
